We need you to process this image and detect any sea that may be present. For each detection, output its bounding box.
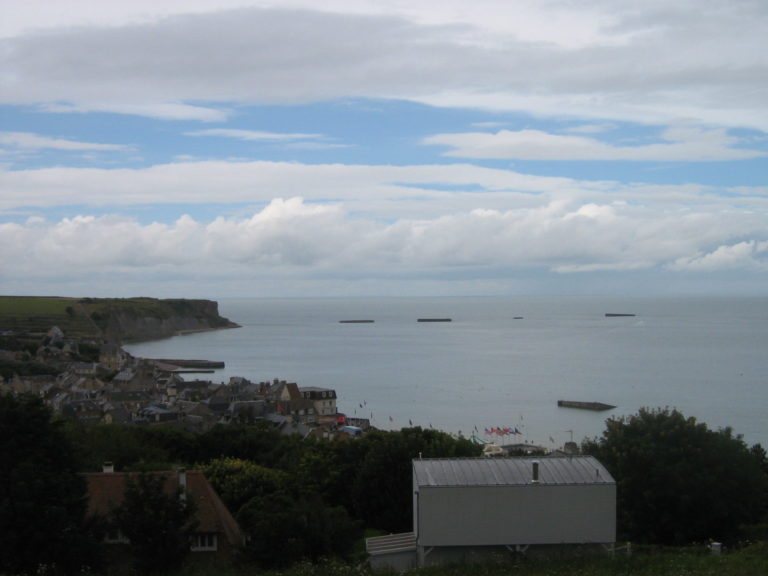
[124,296,768,449]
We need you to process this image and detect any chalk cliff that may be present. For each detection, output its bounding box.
[80,298,239,343]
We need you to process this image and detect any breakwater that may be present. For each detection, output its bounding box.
[155,359,225,369]
[557,400,616,411]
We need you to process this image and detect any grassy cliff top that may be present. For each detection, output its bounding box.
[0,296,235,340]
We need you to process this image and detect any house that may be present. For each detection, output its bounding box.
[135,403,179,423]
[299,386,338,418]
[202,384,232,415]
[111,369,137,388]
[85,467,243,562]
[61,398,103,424]
[65,362,101,377]
[367,456,616,570]
[99,343,127,371]
[226,400,267,424]
[102,402,132,425]
[269,380,317,423]
[3,373,58,396]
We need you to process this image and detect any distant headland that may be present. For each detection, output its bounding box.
[0,296,239,344]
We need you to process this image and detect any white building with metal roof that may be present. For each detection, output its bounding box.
[367,456,616,570]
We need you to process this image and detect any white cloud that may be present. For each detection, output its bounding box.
[39,102,230,123]
[0,131,128,152]
[0,2,766,296]
[565,124,617,134]
[0,0,626,48]
[1,2,766,130]
[0,161,583,216]
[2,159,765,225]
[728,186,768,197]
[184,128,348,149]
[185,129,324,142]
[670,241,768,272]
[423,127,766,162]
[2,170,766,292]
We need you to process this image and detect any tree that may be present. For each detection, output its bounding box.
[205,456,361,569]
[65,422,175,472]
[237,491,361,569]
[113,472,198,574]
[583,407,768,545]
[204,456,290,512]
[0,393,99,574]
[191,422,296,467]
[350,427,482,532]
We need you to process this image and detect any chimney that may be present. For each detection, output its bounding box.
[531,460,540,484]
[178,468,187,501]
[103,461,114,474]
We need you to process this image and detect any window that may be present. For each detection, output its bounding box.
[191,533,218,552]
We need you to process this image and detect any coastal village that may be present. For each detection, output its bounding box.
[3,304,766,575]
[2,324,622,573]
[0,325,369,439]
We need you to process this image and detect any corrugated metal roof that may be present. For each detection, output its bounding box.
[366,532,417,554]
[413,456,614,487]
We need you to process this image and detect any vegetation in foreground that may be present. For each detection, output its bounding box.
[97,542,768,576]
[583,407,768,546]
[2,392,768,575]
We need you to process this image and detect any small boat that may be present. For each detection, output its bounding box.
[605,313,636,317]
[417,318,452,322]
[339,320,375,323]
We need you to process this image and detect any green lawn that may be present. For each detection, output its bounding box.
[0,296,75,315]
[0,296,99,338]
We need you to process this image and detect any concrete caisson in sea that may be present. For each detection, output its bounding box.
[557,400,616,411]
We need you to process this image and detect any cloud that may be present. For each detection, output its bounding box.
[0,131,128,152]
[184,128,348,149]
[670,241,768,272]
[185,129,324,142]
[1,2,767,130]
[0,160,582,216]
[565,123,617,134]
[0,0,634,48]
[2,158,765,228]
[39,102,230,122]
[0,199,355,277]
[2,180,767,294]
[423,127,767,161]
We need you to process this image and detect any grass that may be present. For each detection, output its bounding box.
[406,546,768,576]
[0,296,231,340]
[100,543,768,576]
[0,296,75,315]
[0,296,100,338]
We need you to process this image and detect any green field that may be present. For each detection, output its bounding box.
[0,296,101,338]
[0,296,75,315]
[0,296,233,341]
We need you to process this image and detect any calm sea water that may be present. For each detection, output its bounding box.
[125,296,768,448]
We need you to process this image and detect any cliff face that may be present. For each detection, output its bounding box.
[81,298,239,343]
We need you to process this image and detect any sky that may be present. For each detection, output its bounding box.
[1,0,767,298]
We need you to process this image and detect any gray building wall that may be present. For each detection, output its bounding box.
[416,483,616,546]
[365,457,618,570]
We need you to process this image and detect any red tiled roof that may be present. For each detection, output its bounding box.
[84,470,242,546]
